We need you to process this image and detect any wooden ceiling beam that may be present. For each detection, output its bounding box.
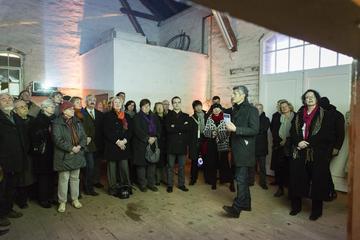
[119,0,145,36]
[120,7,160,21]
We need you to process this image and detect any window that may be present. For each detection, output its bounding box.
[0,52,23,96]
[262,33,353,74]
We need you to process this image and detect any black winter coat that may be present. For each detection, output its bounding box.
[30,112,54,174]
[132,112,161,166]
[155,115,167,167]
[0,110,27,173]
[324,105,345,151]
[188,111,207,160]
[230,100,259,167]
[289,106,334,201]
[104,110,133,162]
[255,112,270,156]
[165,110,191,155]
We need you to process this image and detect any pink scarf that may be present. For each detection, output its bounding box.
[302,105,319,140]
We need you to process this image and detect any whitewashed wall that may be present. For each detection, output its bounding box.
[113,38,209,113]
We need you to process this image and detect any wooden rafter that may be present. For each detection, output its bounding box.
[119,0,145,36]
[139,0,165,21]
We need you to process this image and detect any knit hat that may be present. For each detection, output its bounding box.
[60,101,74,113]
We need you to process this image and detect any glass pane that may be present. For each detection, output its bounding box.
[290,37,304,47]
[304,45,320,70]
[276,34,289,50]
[263,52,275,74]
[9,83,19,96]
[276,49,289,73]
[338,53,353,65]
[264,35,276,52]
[0,56,7,66]
[0,69,8,82]
[289,46,304,71]
[8,69,20,83]
[9,57,21,67]
[320,48,337,67]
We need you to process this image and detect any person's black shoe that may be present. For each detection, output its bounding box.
[260,184,268,190]
[147,186,158,192]
[84,190,99,196]
[93,183,104,188]
[139,186,147,192]
[249,182,254,187]
[166,187,173,193]
[274,188,284,197]
[178,185,189,192]
[39,201,52,208]
[309,213,322,221]
[0,217,10,227]
[155,182,161,186]
[211,184,216,190]
[7,210,23,218]
[289,209,301,216]
[0,228,9,236]
[189,180,196,186]
[222,205,240,218]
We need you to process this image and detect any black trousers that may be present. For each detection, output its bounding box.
[275,154,290,188]
[291,197,323,215]
[206,148,232,186]
[37,173,55,203]
[0,172,18,217]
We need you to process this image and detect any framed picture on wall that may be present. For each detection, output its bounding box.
[95,93,109,112]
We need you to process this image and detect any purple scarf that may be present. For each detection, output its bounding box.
[140,111,157,136]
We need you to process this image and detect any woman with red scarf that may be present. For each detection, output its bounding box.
[204,103,233,191]
[104,97,132,197]
[289,89,334,221]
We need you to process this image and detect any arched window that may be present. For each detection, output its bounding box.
[261,33,353,74]
[0,51,23,96]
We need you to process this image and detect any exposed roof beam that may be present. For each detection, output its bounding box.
[119,0,145,36]
[120,7,160,21]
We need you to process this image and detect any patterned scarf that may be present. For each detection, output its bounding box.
[64,116,80,146]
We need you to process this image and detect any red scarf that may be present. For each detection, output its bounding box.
[302,105,319,140]
[115,110,128,130]
[211,112,224,123]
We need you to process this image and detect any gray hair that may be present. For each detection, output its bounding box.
[41,99,55,110]
[0,93,12,99]
[233,85,249,98]
[85,94,96,102]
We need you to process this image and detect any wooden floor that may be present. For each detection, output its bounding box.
[2,173,347,240]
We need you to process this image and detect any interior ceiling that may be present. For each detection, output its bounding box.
[190,0,360,59]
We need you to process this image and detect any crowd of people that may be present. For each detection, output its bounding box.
[0,85,346,236]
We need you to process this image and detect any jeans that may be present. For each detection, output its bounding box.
[84,152,95,193]
[58,169,80,203]
[167,154,186,187]
[232,166,251,211]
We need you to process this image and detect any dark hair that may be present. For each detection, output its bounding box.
[192,100,202,109]
[233,85,249,98]
[116,92,125,97]
[171,96,181,104]
[212,96,220,101]
[139,99,151,108]
[63,95,71,101]
[125,100,137,112]
[301,89,321,105]
[18,90,30,98]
